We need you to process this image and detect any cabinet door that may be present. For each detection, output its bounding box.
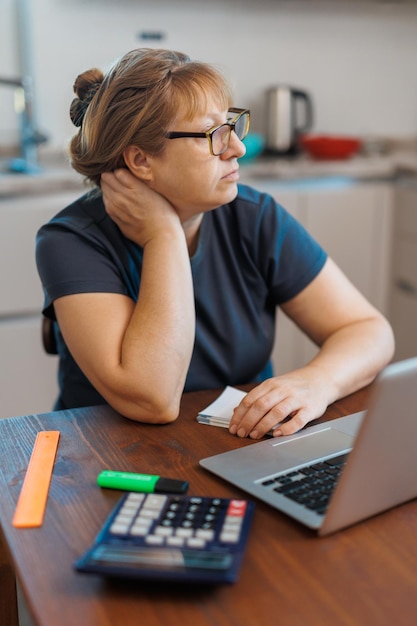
[390,289,417,361]
[0,316,58,419]
[0,191,81,418]
[0,191,81,315]
[302,183,393,314]
[296,182,394,365]
[390,183,417,361]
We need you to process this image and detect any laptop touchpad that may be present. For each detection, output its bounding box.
[270,428,354,465]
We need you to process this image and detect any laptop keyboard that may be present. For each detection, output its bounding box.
[260,453,349,516]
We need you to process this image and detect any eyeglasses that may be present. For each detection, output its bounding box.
[165,108,250,156]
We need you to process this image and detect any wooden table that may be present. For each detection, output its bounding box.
[1,386,417,626]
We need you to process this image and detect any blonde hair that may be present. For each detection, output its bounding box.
[69,48,233,187]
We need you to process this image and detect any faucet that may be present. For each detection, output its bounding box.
[0,75,48,173]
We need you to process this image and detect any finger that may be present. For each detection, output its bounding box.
[271,410,310,437]
[101,171,122,194]
[113,168,141,189]
[230,391,293,439]
[102,169,135,194]
[247,403,296,439]
[228,390,268,433]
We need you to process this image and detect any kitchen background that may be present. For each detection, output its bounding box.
[1,0,417,424]
[1,0,417,147]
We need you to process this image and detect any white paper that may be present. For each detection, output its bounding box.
[197,386,246,428]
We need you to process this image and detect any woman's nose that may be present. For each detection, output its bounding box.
[222,130,246,159]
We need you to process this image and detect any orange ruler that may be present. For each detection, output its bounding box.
[12,431,60,528]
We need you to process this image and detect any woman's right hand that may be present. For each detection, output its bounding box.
[101,169,182,247]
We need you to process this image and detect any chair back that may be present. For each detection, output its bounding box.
[42,317,58,355]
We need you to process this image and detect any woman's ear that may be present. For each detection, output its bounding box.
[123,145,153,181]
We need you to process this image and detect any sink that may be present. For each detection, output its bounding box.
[0,156,43,175]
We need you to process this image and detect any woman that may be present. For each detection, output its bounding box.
[36,48,394,440]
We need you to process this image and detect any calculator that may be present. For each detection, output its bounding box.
[74,492,255,584]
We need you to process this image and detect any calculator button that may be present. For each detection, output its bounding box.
[140,508,161,519]
[126,492,145,503]
[176,528,193,538]
[223,520,243,535]
[181,520,194,528]
[130,527,149,537]
[219,530,241,543]
[187,537,206,548]
[196,529,215,541]
[115,512,134,525]
[131,519,152,534]
[143,494,167,509]
[145,535,164,545]
[224,517,243,528]
[109,521,131,534]
[154,526,173,537]
[120,503,139,515]
[227,500,247,516]
[166,536,184,547]
[201,521,215,530]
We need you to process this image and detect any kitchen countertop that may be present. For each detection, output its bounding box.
[240,149,417,183]
[0,151,85,198]
[1,145,417,199]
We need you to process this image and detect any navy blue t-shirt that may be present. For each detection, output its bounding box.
[36,184,327,410]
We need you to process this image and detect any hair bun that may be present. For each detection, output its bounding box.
[70,68,104,127]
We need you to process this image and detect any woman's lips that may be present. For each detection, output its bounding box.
[222,168,239,181]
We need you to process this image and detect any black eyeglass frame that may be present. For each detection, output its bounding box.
[165,107,250,156]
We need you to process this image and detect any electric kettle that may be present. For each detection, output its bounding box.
[265,86,313,155]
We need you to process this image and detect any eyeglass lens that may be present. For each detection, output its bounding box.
[211,111,249,155]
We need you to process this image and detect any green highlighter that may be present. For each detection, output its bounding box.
[97,470,189,494]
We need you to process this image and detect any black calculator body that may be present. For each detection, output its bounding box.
[75,492,255,584]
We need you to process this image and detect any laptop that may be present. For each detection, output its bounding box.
[200,357,417,535]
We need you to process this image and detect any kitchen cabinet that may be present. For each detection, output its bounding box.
[0,190,82,418]
[240,177,394,374]
[389,181,417,361]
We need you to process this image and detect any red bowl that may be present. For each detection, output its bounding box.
[300,135,362,160]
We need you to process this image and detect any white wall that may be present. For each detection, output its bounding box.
[1,0,417,152]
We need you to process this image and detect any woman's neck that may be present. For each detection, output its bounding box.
[182,213,204,256]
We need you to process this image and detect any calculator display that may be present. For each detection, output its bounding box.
[89,545,233,571]
[90,545,186,569]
